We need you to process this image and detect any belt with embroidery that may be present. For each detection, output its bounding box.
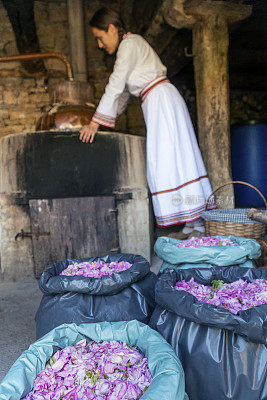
[140,75,170,101]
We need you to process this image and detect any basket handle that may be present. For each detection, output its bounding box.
[204,180,267,210]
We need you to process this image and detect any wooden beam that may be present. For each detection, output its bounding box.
[163,0,252,27]
[163,0,252,206]
[163,0,197,29]
[67,0,87,82]
[184,0,252,23]
[193,14,234,205]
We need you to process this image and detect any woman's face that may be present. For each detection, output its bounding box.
[92,24,119,55]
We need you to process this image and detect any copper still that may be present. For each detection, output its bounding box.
[36,79,95,131]
[0,52,95,131]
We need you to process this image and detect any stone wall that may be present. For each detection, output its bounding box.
[0,0,146,137]
[0,1,68,136]
[0,0,266,138]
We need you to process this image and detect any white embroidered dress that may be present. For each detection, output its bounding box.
[92,33,213,227]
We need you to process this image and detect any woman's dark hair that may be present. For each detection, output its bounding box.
[89,8,126,39]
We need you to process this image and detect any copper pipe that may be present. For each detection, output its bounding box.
[0,52,74,81]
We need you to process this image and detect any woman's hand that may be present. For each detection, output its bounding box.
[79,121,99,143]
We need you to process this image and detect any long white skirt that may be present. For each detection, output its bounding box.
[141,82,213,227]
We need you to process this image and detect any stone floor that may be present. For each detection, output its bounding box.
[0,255,162,381]
[0,278,42,381]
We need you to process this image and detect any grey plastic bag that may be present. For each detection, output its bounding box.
[149,267,267,400]
[155,235,260,273]
[0,321,189,400]
[36,253,157,339]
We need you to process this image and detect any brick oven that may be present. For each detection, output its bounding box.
[0,130,152,281]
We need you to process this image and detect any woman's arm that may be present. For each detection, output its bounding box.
[88,39,138,132]
[117,89,132,118]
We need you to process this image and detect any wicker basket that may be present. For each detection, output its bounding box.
[202,181,267,240]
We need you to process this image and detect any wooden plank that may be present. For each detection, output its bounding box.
[30,196,119,278]
[49,196,119,261]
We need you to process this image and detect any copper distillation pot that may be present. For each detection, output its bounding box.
[37,79,95,131]
[0,52,95,131]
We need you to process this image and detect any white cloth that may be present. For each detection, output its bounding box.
[142,82,213,226]
[92,33,213,226]
[92,34,166,127]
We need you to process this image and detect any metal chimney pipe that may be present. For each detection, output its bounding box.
[67,0,88,82]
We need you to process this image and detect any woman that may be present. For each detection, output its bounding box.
[80,7,213,238]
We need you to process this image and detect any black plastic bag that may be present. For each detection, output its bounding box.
[36,253,157,339]
[149,267,267,400]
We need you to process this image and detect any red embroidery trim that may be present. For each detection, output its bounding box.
[140,75,167,97]
[91,117,115,129]
[151,175,208,196]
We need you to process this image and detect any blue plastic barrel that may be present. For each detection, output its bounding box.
[231,120,267,207]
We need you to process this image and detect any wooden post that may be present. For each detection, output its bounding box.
[163,0,252,207]
[67,0,87,82]
[192,14,232,205]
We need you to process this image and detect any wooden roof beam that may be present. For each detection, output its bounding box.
[184,0,252,23]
